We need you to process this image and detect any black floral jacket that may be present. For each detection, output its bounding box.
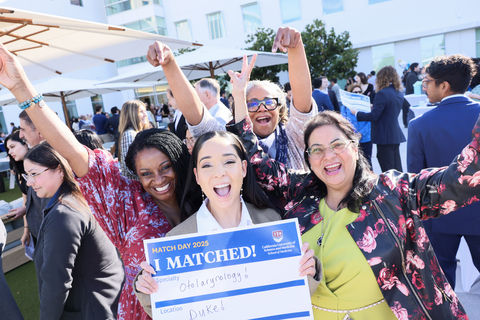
[228,117,479,320]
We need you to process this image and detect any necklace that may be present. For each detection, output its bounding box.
[317,199,340,247]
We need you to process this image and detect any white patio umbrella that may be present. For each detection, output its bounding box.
[0,7,200,82]
[0,77,161,127]
[99,46,288,83]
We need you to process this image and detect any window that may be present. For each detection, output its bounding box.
[207,12,225,40]
[476,28,480,58]
[134,84,169,109]
[323,0,343,15]
[242,3,261,33]
[279,0,301,23]
[65,100,78,120]
[175,20,192,41]
[116,55,148,68]
[90,96,104,114]
[104,0,162,16]
[420,34,445,66]
[123,16,167,35]
[372,43,395,72]
[368,0,390,4]
[70,0,83,6]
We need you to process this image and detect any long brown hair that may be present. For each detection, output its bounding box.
[118,100,148,158]
[24,142,91,213]
[376,66,402,92]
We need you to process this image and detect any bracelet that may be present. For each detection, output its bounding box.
[24,226,29,228]
[19,94,44,110]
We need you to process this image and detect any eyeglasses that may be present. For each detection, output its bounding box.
[183,137,196,147]
[307,139,355,159]
[246,98,279,112]
[422,78,437,88]
[22,166,56,183]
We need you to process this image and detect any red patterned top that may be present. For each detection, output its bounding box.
[77,147,172,320]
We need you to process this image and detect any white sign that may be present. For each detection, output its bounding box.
[144,219,313,320]
[340,89,372,113]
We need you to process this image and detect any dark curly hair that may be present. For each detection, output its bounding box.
[125,128,196,214]
[180,131,273,218]
[426,54,477,94]
[303,111,377,212]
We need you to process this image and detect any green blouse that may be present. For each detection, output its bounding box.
[302,199,396,319]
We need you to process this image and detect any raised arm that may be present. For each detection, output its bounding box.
[146,42,204,126]
[229,55,257,123]
[0,44,89,177]
[273,27,312,113]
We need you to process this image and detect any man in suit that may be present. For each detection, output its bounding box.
[405,62,420,95]
[220,88,230,109]
[18,111,52,250]
[312,77,334,112]
[407,54,480,289]
[328,87,340,113]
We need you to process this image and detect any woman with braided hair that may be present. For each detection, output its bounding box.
[0,42,201,320]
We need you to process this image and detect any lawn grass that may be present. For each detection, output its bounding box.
[5,261,40,320]
[0,176,22,203]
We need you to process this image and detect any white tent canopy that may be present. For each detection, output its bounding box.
[0,7,199,82]
[100,46,288,83]
[0,77,160,106]
[0,77,161,126]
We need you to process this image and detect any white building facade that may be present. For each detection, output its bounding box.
[0,0,480,131]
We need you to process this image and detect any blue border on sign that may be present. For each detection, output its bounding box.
[155,279,305,308]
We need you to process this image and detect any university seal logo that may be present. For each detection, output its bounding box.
[272,230,283,242]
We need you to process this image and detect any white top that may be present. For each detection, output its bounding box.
[196,196,252,233]
[173,109,183,131]
[208,101,233,127]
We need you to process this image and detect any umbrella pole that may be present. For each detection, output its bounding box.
[209,62,215,79]
[60,91,71,129]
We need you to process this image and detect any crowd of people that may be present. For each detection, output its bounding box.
[1,25,479,320]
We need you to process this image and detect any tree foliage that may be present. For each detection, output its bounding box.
[243,20,358,83]
[173,46,198,57]
[244,28,287,83]
[302,19,358,81]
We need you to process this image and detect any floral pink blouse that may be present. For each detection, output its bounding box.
[76,147,172,320]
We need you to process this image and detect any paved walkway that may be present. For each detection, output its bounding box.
[369,115,480,319]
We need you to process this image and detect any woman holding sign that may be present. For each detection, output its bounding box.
[228,66,473,318]
[133,130,321,316]
[351,66,406,172]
